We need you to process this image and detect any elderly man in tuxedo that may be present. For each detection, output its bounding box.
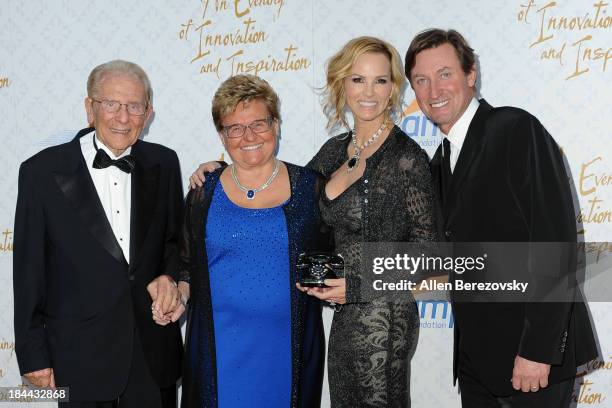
[405,29,597,407]
[13,60,184,407]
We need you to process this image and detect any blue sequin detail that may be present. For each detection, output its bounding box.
[205,182,291,407]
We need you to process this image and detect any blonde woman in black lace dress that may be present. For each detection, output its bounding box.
[300,37,439,407]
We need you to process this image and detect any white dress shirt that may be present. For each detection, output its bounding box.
[441,98,480,173]
[80,134,132,262]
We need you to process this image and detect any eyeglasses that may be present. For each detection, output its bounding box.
[222,117,274,139]
[90,98,148,116]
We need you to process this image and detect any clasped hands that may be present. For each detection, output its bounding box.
[147,275,188,326]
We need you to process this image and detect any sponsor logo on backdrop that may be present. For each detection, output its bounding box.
[0,229,12,253]
[577,156,612,226]
[516,0,611,80]
[178,0,310,79]
[572,356,612,404]
[417,300,453,329]
[0,75,8,89]
[400,100,441,149]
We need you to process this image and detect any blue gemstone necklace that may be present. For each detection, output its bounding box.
[231,159,280,200]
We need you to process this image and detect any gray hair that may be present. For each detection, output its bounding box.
[87,60,152,104]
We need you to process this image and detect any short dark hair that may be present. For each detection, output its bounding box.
[405,29,475,81]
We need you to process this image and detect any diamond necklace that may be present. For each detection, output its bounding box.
[231,159,280,200]
[347,120,388,173]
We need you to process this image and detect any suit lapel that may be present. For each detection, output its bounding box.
[129,142,160,269]
[53,130,128,266]
[445,100,492,219]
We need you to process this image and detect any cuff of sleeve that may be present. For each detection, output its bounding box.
[17,347,51,377]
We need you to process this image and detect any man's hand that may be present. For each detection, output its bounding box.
[24,368,55,388]
[149,279,189,326]
[188,162,222,189]
[512,355,550,392]
[147,275,180,317]
[152,303,185,326]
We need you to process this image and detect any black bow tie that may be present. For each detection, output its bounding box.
[93,149,135,173]
[91,136,135,173]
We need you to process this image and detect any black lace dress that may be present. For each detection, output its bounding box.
[307,125,439,407]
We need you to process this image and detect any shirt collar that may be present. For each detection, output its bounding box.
[93,133,132,159]
[441,97,480,153]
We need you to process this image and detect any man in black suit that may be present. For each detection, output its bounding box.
[404,29,597,407]
[13,60,184,407]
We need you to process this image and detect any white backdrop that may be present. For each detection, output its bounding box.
[1,1,611,406]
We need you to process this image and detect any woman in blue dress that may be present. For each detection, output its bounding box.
[176,74,327,408]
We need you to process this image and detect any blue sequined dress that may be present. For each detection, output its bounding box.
[206,182,291,407]
[179,163,328,408]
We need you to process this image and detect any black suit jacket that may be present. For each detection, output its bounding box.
[13,127,184,401]
[431,100,597,395]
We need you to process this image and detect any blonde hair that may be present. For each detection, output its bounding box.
[212,74,280,131]
[323,36,405,130]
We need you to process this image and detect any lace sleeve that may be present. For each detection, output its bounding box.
[306,134,348,177]
[402,147,440,243]
[400,147,444,284]
[306,147,328,176]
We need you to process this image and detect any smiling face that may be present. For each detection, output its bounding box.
[85,72,152,157]
[410,43,476,134]
[220,99,278,170]
[344,52,394,128]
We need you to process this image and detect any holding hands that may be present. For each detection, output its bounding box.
[147,275,188,326]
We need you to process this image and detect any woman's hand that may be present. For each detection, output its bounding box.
[189,161,222,189]
[151,281,190,326]
[296,278,346,305]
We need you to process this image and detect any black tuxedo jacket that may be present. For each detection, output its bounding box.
[431,100,597,396]
[13,127,184,401]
